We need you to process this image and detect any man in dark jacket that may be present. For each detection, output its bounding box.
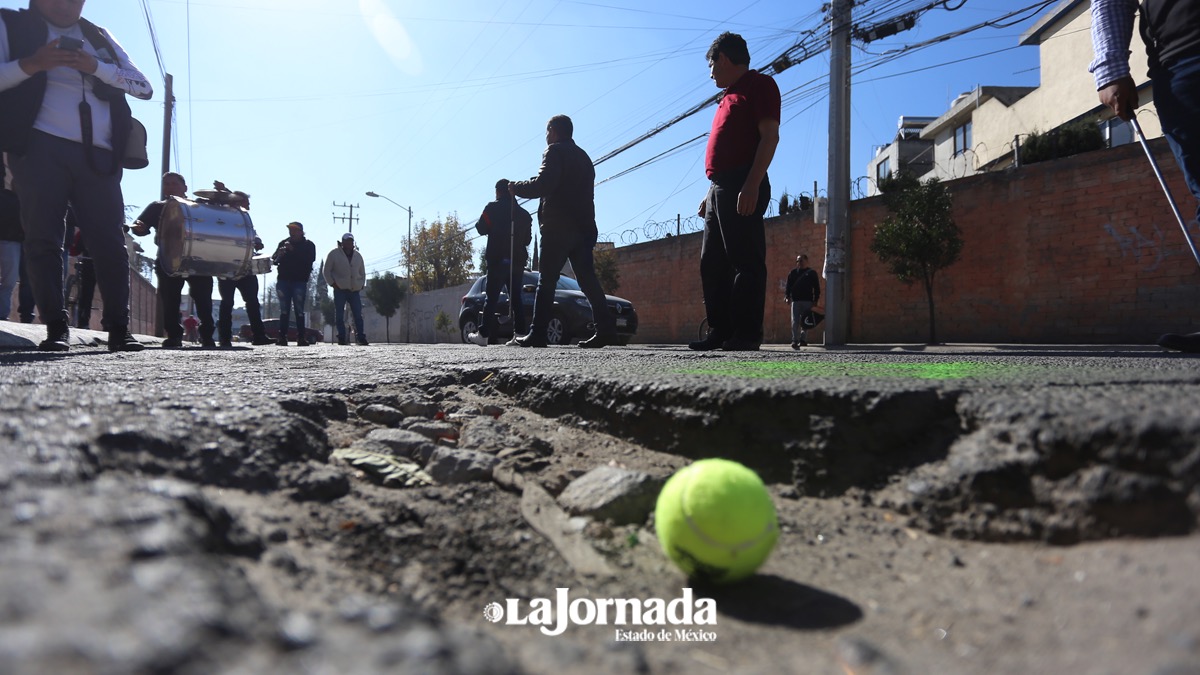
[272,221,316,346]
[1,0,153,351]
[508,115,616,348]
[785,254,820,348]
[468,179,533,346]
[1091,0,1200,351]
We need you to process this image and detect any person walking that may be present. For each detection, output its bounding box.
[323,232,368,346]
[785,254,820,349]
[689,32,781,352]
[272,221,316,346]
[508,114,616,348]
[468,179,532,346]
[1090,0,1200,352]
[1,0,153,351]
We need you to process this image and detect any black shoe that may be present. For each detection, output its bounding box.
[39,321,70,352]
[509,332,548,348]
[799,338,808,347]
[1157,332,1200,353]
[296,338,310,347]
[357,337,369,346]
[338,337,349,345]
[791,342,799,350]
[721,338,760,352]
[276,337,288,346]
[578,333,616,349]
[162,336,183,349]
[108,327,145,352]
[251,335,272,346]
[688,333,728,351]
[200,337,216,348]
[220,340,233,349]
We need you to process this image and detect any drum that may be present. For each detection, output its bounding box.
[157,197,257,279]
[250,255,272,275]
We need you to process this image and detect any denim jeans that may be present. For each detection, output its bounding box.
[1151,52,1200,225]
[0,240,20,320]
[790,300,813,344]
[333,288,365,342]
[277,279,308,337]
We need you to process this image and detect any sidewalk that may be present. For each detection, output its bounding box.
[0,322,160,350]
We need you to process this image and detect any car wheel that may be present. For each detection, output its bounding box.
[545,315,568,345]
[461,318,479,344]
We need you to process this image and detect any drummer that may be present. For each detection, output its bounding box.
[209,186,270,348]
[130,172,216,348]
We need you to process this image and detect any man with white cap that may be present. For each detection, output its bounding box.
[271,221,316,346]
[323,232,367,346]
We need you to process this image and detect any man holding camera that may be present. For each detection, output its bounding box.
[0,0,153,351]
[272,221,316,346]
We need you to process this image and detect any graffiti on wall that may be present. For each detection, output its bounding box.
[1103,221,1166,271]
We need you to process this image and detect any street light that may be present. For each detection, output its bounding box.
[365,191,413,278]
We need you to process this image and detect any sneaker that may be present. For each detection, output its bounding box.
[720,338,760,352]
[39,321,70,352]
[791,342,799,350]
[108,327,145,352]
[467,331,488,346]
[162,336,183,349]
[578,333,616,349]
[509,332,548,348]
[1157,332,1200,353]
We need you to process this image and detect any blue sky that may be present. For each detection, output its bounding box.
[48,0,1049,283]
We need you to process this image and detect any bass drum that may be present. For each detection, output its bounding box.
[157,197,257,279]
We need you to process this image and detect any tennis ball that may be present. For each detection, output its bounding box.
[655,458,778,584]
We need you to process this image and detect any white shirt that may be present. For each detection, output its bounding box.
[0,13,152,149]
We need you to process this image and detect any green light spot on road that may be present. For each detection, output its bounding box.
[679,361,1021,380]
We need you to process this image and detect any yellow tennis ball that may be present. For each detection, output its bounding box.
[655,458,779,583]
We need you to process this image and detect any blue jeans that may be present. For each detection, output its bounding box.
[790,300,813,344]
[276,279,308,339]
[0,240,19,320]
[1152,52,1200,225]
[333,288,365,342]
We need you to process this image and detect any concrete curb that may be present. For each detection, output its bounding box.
[0,322,159,350]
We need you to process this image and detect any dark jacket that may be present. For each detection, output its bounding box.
[273,236,317,283]
[476,199,532,261]
[0,188,21,242]
[509,139,596,234]
[1141,0,1200,69]
[0,8,133,163]
[786,266,820,303]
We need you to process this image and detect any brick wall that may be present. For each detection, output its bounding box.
[613,139,1200,344]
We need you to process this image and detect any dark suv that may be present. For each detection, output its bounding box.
[241,318,324,344]
[459,271,637,345]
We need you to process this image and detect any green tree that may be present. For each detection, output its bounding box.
[263,282,278,319]
[405,214,474,292]
[311,261,329,334]
[434,310,455,342]
[364,271,409,342]
[594,247,621,294]
[870,174,963,344]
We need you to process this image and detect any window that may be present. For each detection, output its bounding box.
[876,156,891,183]
[953,121,972,156]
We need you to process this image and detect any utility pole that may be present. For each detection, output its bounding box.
[153,73,176,338]
[825,0,852,346]
[332,202,360,234]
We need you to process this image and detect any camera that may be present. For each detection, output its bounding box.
[57,37,84,51]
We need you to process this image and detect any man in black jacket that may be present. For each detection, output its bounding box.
[468,179,533,346]
[1,0,153,351]
[272,221,316,346]
[508,115,616,348]
[785,254,820,348]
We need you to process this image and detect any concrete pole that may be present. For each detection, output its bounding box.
[155,74,174,338]
[825,0,852,346]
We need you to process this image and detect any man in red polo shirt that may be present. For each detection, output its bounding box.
[690,32,780,352]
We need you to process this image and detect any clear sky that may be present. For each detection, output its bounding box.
[33,0,1053,286]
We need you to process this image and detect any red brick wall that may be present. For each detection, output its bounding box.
[614,139,1200,344]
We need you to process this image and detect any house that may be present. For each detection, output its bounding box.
[866,0,1161,194]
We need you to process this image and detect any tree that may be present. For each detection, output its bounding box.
[320,295,335,341]
[364,271,408,342]
[263,282,278,319]
[594,247,621,294]
[311,261,329,334]
[404,214,474,292]
[434,310,455,342]
[870,174,963,345]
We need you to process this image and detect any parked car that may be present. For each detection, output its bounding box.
[241,318,324,344]
[459,271,637,345]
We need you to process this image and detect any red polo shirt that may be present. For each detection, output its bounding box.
[704,69,781,178]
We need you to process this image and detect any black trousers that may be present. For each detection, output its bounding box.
[532,225,614,338]
[157,268,213,340]
[481,254,527,339]
[218,274,264,342]
[700,168,770,343]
